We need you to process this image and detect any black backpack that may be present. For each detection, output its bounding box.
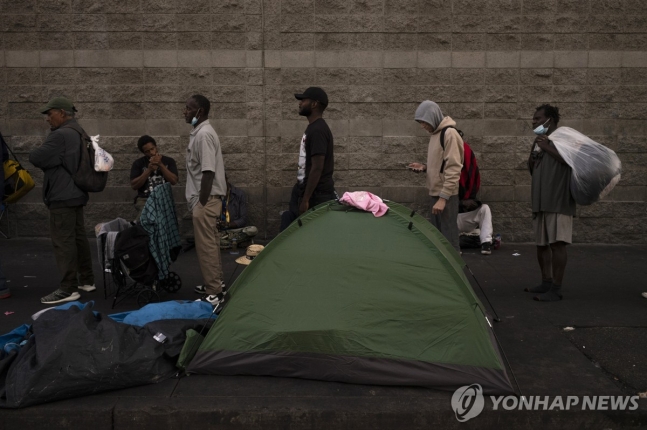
[114,225,158,285]
[60,122,108,192]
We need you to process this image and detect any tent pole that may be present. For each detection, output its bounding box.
[465,264,502,322]
[182,266,241,374]
[465,264,525,397]
[227,265,241,288]
[487,314,525,398]
[180,305,220,376]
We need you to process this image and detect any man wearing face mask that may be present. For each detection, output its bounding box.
[279,87,336,231]
[184,95,227,308]
[526,104,575,302]
[408,100,464,252]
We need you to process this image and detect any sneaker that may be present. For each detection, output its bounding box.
[194,282,227,295]
[481,242,492,255]
[78,284,96,292]
[195,293,224,307]
[205,294,223,306]
[41,289,80,305]
[0,288,11,299]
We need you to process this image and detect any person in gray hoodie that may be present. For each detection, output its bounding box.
[408,101,464,252]
[29,97,95,305]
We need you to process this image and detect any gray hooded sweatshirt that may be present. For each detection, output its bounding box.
[414,101,464,199]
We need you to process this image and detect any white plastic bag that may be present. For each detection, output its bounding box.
[91,135,114,172]
[549,127,621,206]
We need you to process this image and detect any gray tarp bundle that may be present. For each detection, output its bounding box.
[0,304,209,408]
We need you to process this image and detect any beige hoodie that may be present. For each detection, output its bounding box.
[425,116,464,199]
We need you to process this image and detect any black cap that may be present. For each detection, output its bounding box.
[294,87,328,106]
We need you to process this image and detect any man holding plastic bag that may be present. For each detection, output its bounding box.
[526,104,622,302]
[526,105,575,302]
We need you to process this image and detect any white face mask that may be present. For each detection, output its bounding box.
[533,119,550,135]
[191,109,201,126]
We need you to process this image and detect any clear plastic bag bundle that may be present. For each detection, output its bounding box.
[91,135,114,172]
[549,127,621,206]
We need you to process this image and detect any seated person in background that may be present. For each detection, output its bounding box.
[130,135,179,216]
[218,177,258,249]
[457,141,494,255]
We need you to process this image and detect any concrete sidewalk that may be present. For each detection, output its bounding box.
[0,239,646,429]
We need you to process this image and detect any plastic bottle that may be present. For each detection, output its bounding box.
[493,234,502,250]
[230,237,239,255]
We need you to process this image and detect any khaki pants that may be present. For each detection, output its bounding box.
[192,196,223,295]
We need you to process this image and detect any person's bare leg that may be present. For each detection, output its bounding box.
[535,241,566,301]
[525,245,552,293]
[549,241,567,285]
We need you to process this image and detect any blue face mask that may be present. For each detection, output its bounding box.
[191,109,201,126]
[533,119,550,135]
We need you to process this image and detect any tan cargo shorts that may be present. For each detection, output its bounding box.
[533,212,573,246]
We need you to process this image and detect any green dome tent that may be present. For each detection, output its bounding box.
[188,200,514,394]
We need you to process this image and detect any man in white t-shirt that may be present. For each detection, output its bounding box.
[183,94,227,308]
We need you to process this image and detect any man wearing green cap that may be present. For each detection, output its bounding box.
[29,96,96,304]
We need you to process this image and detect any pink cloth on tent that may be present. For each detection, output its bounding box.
[339,191,389,217]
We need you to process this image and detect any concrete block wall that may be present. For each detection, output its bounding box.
[1,0,646,243]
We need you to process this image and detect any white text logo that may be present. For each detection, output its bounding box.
[491,395,640,411]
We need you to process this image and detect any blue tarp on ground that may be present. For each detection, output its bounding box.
[0,302,213,408]
[39,299,214,327]
[109,300,214,326]
[0,324,30,359]
[0,300,215,357]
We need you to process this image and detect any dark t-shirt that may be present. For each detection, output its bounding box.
[130,155,178,198]
[303,118,334,194]
[530,146,576,216]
